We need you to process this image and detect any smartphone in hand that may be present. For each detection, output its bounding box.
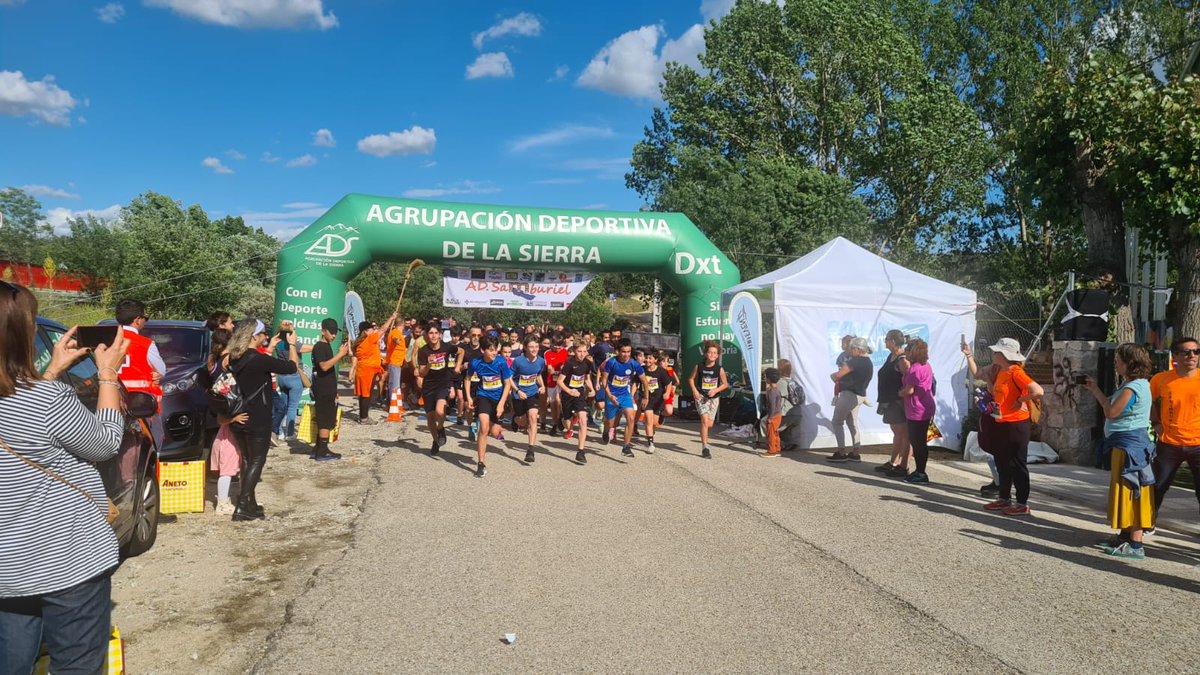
[75,325,120,351]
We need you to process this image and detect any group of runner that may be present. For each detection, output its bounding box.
[405,322,730,478]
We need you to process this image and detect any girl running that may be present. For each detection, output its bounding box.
[641,351,675,454]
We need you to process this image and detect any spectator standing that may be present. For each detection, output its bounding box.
[271,320,304,443]
[828,337,874,463]
[114,300,166,450]
[899,339,936,484]
[384,317,408,407]
[1083,343,1154,560]
[206,311,234,332]
[760,367,784,457]
[351,315,397,425]
[874,330,911,476]
[207,329,247,514]
[0,282,130,675]
[310,318,348,462]
[963,341,1003,497]
[981,338,1044,517]
[227,319,299,521]
[1149,337,1200,521]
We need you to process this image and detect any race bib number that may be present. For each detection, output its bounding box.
[612,375,630,388]
[470,373,479,382]
[482,375,501,390]
[428,353,446,370]
[648,380,659,393]
[518,375,538,388]
[569,376,585,389]
[702,376,718,391]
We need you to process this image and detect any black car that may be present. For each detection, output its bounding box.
[34,318,160,557]
[101,320,213,461]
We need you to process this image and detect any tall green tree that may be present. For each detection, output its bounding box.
[0,188,51,281]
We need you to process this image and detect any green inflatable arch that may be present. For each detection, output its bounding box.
[273,194,740,376]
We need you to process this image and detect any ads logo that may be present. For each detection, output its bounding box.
[305,224,360,259]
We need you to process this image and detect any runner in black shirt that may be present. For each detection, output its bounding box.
[688,341,729,459]
[417,323,457,455]
[557,342,595,463]
[641,351,675,454]
[457,326,483,441]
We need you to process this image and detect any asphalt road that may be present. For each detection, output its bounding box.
[253,419,1200,674]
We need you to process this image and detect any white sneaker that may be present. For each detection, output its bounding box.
[645,442,655,455]
[215,498,235,515]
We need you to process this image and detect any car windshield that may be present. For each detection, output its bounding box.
[142,326,208,369]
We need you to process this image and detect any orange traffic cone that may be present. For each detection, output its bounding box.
[387,389,404,422]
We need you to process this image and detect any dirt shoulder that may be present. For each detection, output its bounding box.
[110,403,397,674]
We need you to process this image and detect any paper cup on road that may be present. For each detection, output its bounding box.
[504,633,517,645]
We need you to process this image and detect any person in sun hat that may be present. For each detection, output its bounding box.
[980,337,1044,517]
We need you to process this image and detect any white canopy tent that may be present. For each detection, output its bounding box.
[722,237,977,449]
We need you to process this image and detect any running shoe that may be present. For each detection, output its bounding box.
[576,450,587,463]
[474,463,487,478]
[702,447,712,459]
[874,461,894,473]
[903,471,929,484]
[1001,503,1031,517]
[980,482,1000,497]
[827,451,851,463]
[758,451,780,458]
[601,433,610,446]
[524,449,535,463]
[438,429,447,446]
[846,451,861,462]
[1104,542,1145,560]
[467,425,477,442]
[430,439,440,456]
[646,441,655,455]
[622,445,634,457]
[1096,533,1128,551]
[983,499,1011,511]
[564,427,574,440]
[886,465,909,478]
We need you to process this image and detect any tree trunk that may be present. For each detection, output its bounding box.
[1071,139,1130,342]
[1170,224,1200,339]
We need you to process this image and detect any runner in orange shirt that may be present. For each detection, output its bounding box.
[351,313,397,425]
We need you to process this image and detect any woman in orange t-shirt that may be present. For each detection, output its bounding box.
[982,337,1044,516]
[351,313,397,424]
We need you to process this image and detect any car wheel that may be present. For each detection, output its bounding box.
[122,468,160,558]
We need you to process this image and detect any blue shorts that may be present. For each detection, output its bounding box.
[604,392,635,420]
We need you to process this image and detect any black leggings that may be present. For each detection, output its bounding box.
[991,419,1032,503]
[908,419,931,473]
[230,427,271,505]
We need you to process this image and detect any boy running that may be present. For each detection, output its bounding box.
[510,336,547,464]
[600,338,650,458]
[466,337,513,478]
[457,326,483,441]
[688,341,730,458]
[641,351,675,454]
[417,323,457,455]
[558,341,596,462]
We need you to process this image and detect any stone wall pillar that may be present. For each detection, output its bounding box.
[1038,340,1113,465]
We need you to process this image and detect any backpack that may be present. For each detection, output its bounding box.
[209,363,267,418]
[782,379,805,415]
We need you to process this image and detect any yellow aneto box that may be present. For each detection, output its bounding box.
[157,461,206,514]
[297,403,342,444]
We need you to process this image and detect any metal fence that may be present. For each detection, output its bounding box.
[972,285,1063,362]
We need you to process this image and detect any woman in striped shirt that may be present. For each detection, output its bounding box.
[0,281,130,675]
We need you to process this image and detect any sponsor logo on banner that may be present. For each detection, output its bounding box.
[445,267,596,312]
[728,292,763,416]
[304,224,361,269]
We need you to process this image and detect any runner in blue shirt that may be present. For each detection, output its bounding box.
[466,337,512,479]
[600,338,649,457]
[510,337,547,464]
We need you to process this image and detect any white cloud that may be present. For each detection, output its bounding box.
[225,149,245,160]
[0,70,78,126]
[422,160,437,169]
[357,126,437,157]
[472,12,541,50]
[510,125,615,152]
[700,0,736,21]
[550,65,570,81]
[96,2,125,22]
[576,23,704,100]
[561,157,630,179]
[201,156,234,174]
[466,52,514,80]
[21,184,80,200]
[285,153,317,168]
[402,181,500,199]
[241,203,326,240]
[43,204,122,235]
[144,0,337,30]
[260,151,280,163]
[312,128,335,147]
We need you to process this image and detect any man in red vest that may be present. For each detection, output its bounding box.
[116,300,166,447]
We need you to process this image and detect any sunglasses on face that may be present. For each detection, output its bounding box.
[1175,349,1200,357]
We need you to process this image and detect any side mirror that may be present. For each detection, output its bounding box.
[126,392,158,420]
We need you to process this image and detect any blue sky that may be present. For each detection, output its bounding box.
[1,0,736,240]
